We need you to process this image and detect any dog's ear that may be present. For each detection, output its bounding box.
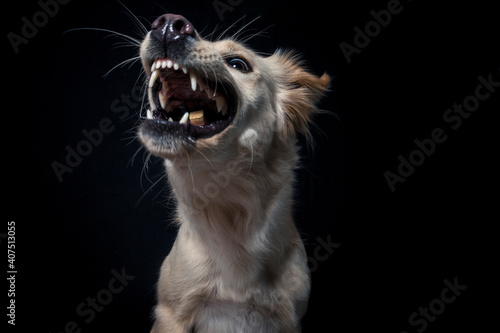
[270,51,330,142]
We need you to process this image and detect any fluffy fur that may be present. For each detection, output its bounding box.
[138,14,330,333]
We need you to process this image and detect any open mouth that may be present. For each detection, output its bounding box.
[145,58,236,140]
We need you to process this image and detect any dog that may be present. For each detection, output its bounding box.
[138,13,330,332]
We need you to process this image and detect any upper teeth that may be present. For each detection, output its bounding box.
[150,58,184,72]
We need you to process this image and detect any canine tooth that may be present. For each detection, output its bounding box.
[179,112,189,124]
[161,60,167,69]
[159,93,167,109]
[190,72,197,91]
[149,69,159,88]
[215,95,228,114]
[166,60,173,68]
[146,109,152,119]
[168,117,173,122]
[181,66,187,74]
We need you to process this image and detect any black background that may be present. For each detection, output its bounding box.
[4,0,499,332]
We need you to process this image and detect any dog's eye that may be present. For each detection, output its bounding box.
[226,57,251,72]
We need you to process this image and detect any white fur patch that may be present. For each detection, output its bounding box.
[238,128,259,148]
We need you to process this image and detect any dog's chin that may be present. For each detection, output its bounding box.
[139,57,238,158]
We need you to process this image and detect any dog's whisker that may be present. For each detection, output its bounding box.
[209,67,219,96]
[200,67,211,92]
[134,80,150,119]
[127,145,144,168]
[193,147,215,171]
[185,152,196,196]
[228,16,261,42]
[110,41,142,50]
[64,26,144,80]
[103,56,141,78]
[237,25,273,45]
[151,182,169,202]
[135,171,167,208]
[120,133,140,146]
[117,0,150,36]
[245,145,254,178]
[215,15,248,41]
[64,27,142,46]
[140,150,153,184]
[202,22,221,42]
[153,2,168,14]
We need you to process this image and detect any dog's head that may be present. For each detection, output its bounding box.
[138,14,330,159]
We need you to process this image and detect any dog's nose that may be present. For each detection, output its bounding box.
[151,14,195,44]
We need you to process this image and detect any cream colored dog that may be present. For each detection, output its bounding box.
[138,13,329,333]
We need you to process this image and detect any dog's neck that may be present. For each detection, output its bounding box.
[164,133,300,275]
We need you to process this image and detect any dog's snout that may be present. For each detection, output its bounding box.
[151,14,195,44]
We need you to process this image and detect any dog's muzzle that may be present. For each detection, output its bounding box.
[139,14,238,155]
